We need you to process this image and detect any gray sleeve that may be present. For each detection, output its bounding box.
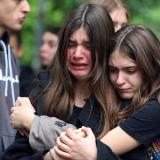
[29,115,76,151]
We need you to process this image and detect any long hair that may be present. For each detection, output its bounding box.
[40,3,118,138]
[108,24,160,120]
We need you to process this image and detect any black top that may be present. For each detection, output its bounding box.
[1,71,104,160]
[19,65,36,97]
[96,96,160,160]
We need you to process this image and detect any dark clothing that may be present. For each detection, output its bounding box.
[96,96,160,160]
[1,71,104,160]
[0,33,19,156]
[96,141,121,160]
[19,65,36,97]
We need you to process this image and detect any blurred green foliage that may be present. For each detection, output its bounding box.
[21,0,160,66]
[125,0,160,38]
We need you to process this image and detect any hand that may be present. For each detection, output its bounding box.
[15,97,35,112]
[10,105,35,131]
[54,127,97,160]
[19,128,29,137]
[43,148,65,160]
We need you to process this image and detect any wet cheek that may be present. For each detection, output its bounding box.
[109,75,115,85]
[86,53,92,64]
[66,52,71,61]
[66,51,71,66]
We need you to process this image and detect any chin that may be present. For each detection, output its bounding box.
[120,94,133,100]
[12,25,22,31]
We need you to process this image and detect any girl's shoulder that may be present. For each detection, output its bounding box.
[142,95,160,112]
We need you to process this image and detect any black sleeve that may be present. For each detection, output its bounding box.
[96,140,122,160]
[1,132,48,160]
[119,97,160,146]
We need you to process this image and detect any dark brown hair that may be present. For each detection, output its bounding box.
[40,3,118,137]
[109,24,160,120]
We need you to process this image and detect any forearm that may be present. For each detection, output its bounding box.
[29,115,76,151]
[100,126,139,155]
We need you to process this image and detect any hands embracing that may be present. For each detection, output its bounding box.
[55,127,97,160]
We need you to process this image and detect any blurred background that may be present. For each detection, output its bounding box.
[21,0,160,69]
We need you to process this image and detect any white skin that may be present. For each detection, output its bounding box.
[10,26,92,160]
[109,50,143,99]
[39,32,59,67]
[10,97,35,136]
[54,50,143,159]
[0,0,31,37]
[67,27,92,81]
[110,7,128,32]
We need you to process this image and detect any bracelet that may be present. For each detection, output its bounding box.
[49,149,55,160]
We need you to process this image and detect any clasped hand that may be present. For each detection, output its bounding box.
[54,127,97,160]
[10,97,35,136]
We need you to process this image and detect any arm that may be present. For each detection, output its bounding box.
[55,97,160,159]
[10,97,76,151]
[53,124,139,160]
[100,126,139,155]
[29,115,76,151]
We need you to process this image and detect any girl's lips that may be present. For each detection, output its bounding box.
[71,63,88,67]
[70,63,88,70]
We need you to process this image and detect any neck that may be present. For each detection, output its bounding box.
[74,80,90,108]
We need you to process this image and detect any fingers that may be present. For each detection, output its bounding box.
[65,128,78,140]
[15,97,35,112]
[58,131,72,146]
[56,137,71,153]
[82,126,94,137]
[54,146,71,159]
[19,128,29,137]
[10,107,18,128]
[75,128,86,138]
[10,107,16,123]
[55,132,72,159]
[11,106,16,113]
[10,105,34,129]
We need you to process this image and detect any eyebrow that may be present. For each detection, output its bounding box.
[69,39,90,43]
[108,64,137,69]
